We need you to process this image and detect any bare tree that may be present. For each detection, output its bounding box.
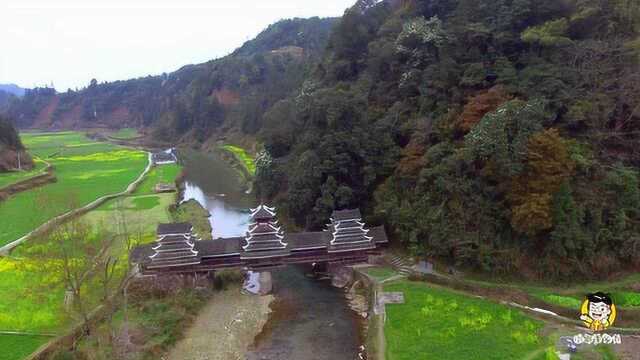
[28,218,117,336]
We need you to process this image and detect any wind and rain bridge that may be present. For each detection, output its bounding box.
[131,205,388,276]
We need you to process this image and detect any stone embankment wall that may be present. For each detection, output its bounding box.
[0,164,55,202]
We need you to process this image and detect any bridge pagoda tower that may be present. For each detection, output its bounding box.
[147,223,201,269]
[326,209,375,253]
[241,205,289,260]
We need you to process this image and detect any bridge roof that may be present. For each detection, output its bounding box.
[197,237,243,257]
[331,209,362,222]
[132,225,388,266]
[157,223,192,236]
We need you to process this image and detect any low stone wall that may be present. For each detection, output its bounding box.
[353,268,386,360]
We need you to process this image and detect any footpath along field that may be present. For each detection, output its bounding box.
[0,132,148,247]
[0,131,150,360]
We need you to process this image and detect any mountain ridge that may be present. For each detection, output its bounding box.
[3,17,337,140]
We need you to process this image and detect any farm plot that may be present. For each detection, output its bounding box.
[0,334,50,360]
[133,163,181,195]
[0,132,148,246]
[0,159,47,189]
[108,128,140,140]
[383,280,552,360]
[222,144,255,176]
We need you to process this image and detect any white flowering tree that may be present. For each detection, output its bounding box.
[396,16,449,66]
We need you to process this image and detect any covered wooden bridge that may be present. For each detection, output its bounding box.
[131,205,388,276]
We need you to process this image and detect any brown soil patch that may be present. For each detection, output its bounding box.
[59,104,83,129]
[211,88,241,106]
[33,96,60,128]
[100,106,132,127]
[270,46,304,59]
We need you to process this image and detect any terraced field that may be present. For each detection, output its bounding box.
[0,132,155,360]
[0,159,47,189]
[0,132,148,246]
[0,334,51,360]
[222,144,255,176]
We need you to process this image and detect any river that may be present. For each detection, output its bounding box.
[179,149,362,360]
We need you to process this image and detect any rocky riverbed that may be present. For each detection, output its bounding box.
[167,284,274,360]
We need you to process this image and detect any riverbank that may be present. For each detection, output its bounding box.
[167,284,273,360]
[217,144,255,194]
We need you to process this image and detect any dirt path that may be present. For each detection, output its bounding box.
[167,284,273,360]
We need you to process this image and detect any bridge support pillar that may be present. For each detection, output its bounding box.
[258,271,273,295]
[328,263,354,288]
[243,270,273,295]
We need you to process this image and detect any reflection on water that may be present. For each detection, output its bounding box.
[246,266,360,360]
[180,149,250,238]
[182,182,250,238]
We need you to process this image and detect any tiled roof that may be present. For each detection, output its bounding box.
[331,209,362,221]
[157,223,192,235]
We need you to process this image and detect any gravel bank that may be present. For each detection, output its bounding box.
[167,284,273,360]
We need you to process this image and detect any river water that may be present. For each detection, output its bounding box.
[179,149,361,360]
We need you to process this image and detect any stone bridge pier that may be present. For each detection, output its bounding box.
[243,270,273,295]
[327,263,354,288]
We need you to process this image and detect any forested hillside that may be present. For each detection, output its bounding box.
[4,0,639,279]
[4,17,336,142]
[0,116,32,172]
[256,0,640,279]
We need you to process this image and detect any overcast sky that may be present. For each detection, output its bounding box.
[0,0,354,91]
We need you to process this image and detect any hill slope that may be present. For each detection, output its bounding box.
[0,84,26,97]
[4,17,337,143]
[0,116,33,172]
[255,0,640,279]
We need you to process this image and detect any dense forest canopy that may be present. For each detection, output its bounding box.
[255,0,640,279]
[0,115,32,172]
[0,116,24,151]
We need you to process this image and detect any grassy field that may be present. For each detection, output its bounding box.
[0,163,181,336]
[84,194,174,236]
[0,132,148,246]
[222,144,255,176]
[383,280,551,360]
[0,258,69,332]
[133,163,181,195]
[465,273,640,311]
[0,159,47,189]
[0,132,185,360]
[0,334,50,360]
[108,128,140,140]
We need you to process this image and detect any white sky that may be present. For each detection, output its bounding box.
[0,0,354,91]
